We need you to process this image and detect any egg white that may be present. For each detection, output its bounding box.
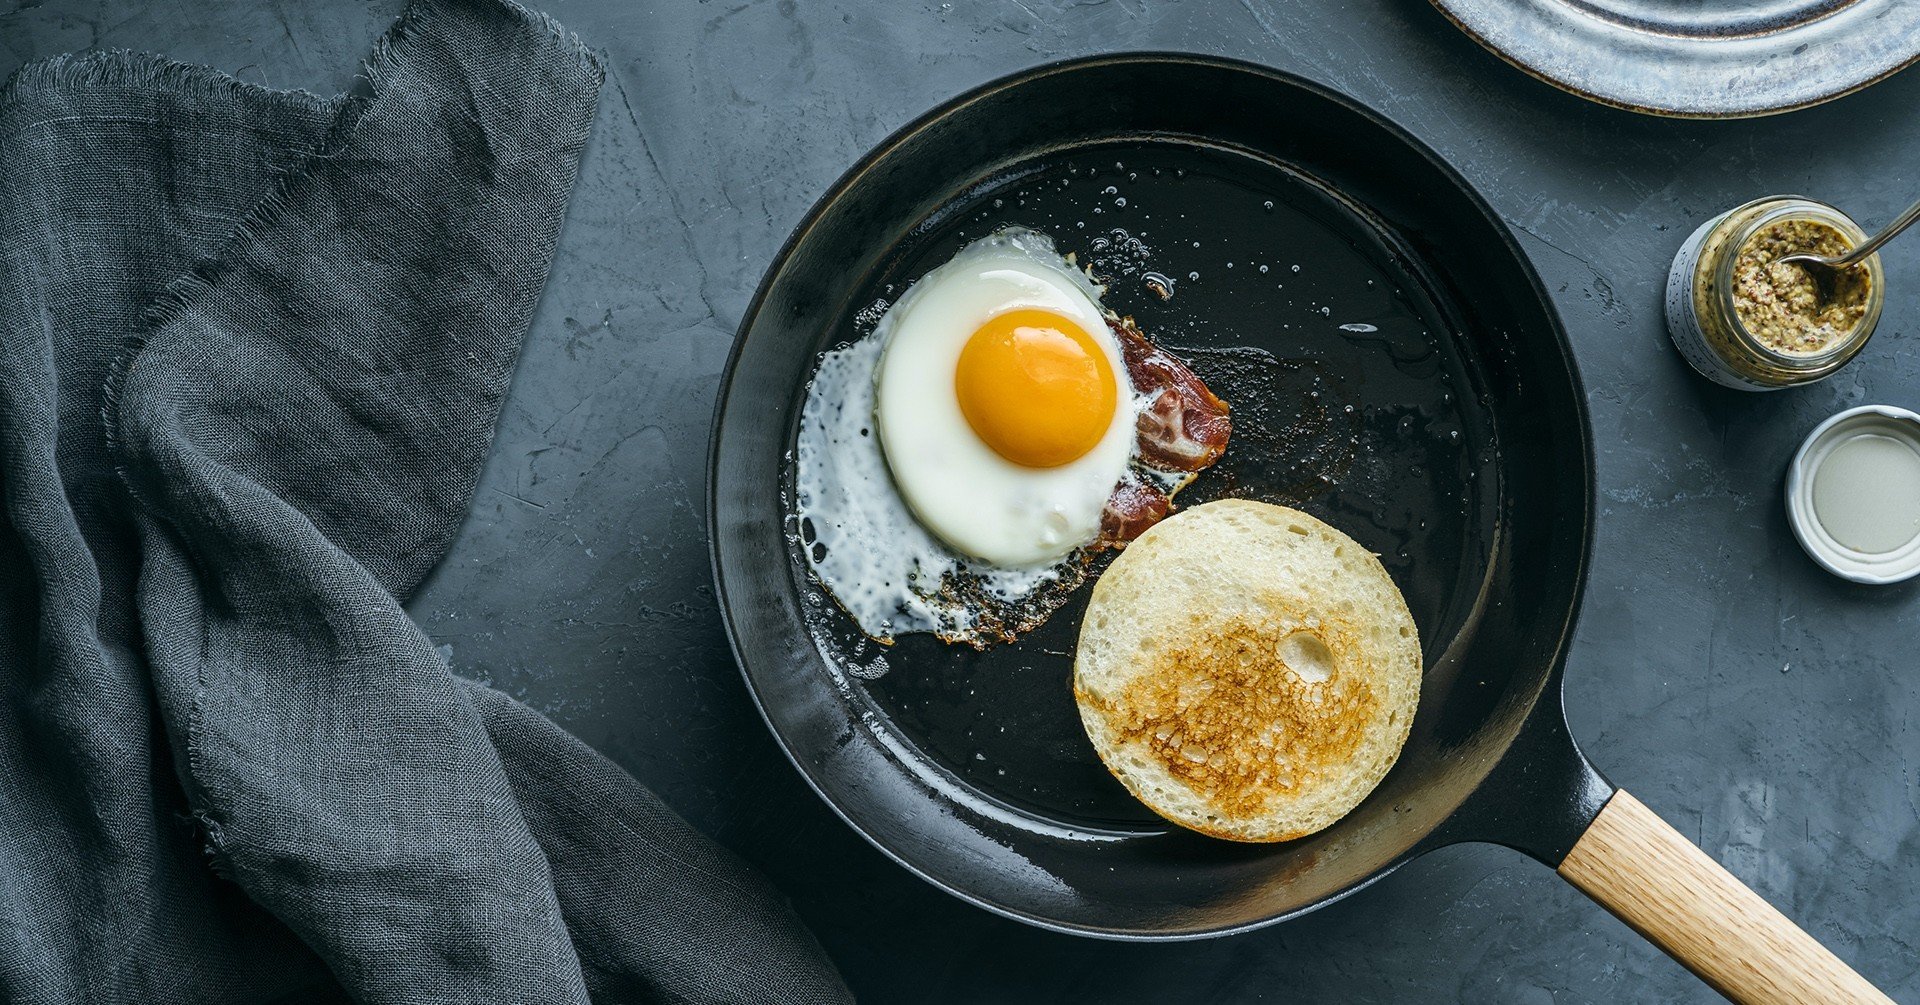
[795,334,1059,642]
[874,228,1136,567]
[793,227,1140,644]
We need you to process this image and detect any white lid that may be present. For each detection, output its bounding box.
[1785,405,1920,585]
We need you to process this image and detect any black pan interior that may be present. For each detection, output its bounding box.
[711,55,1590,937]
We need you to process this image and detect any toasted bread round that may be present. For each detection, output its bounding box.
[1074,499,1420,842]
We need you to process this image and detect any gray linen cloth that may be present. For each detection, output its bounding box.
[0,0,850,1001]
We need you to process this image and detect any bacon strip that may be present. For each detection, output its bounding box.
[1112,319,1231,472]
[1097,318,1231,547]
[1099,475,1171,547]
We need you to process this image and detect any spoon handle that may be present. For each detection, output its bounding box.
[1834,193,1920,268]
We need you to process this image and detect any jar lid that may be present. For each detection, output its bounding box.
[1785,405,1920,584]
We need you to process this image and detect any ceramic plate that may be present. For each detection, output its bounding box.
[1431,0,1920,117]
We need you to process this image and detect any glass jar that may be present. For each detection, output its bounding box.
[1664,196,1884,390]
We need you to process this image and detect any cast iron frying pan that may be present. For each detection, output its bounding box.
[709,54,1888,1003]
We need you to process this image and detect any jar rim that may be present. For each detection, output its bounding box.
[1706,196,1883,370]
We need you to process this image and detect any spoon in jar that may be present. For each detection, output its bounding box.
[1777,195,1920,300]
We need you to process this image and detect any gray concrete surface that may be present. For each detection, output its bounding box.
[6,1,1917,1000]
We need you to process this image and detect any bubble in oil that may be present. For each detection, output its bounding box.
[854,297,890,329]
[848,655,890,681]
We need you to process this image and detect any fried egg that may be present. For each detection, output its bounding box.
[794,228,1140,644]
[875,228,1135,566]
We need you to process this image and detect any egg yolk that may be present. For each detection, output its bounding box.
[955,309,1118,468]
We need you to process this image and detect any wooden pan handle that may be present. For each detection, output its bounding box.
[1558,790,1891,1004]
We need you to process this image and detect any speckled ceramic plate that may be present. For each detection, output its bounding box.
[1431,0,1920,118]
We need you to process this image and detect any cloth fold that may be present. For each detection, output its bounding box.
[0,1,849,1001]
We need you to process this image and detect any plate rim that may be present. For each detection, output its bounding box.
[1430,0,1920,118]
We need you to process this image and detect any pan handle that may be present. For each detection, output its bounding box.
[1558,790,1892,1005]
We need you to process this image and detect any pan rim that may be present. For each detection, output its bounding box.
[707,50,1598,940]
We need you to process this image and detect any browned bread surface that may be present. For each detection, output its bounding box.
[1074,499,1420,842]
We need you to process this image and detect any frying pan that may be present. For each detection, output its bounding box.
[708,55,1889,1002]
